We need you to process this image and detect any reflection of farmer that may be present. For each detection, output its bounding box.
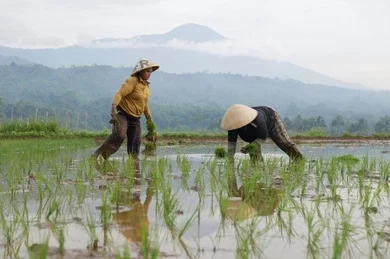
[94,159,142,185]
[220,104,303,163]
[112,183,155,244]
[93,58,159,162]
[224,172,280,221]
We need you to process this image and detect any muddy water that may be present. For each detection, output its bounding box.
[147,143,390,259]
[2,141,390,258]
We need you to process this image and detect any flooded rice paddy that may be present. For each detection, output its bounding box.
[2,139,390,258]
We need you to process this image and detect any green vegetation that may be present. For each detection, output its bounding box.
[3,120,390,141]
[1,138,390,258]
[0,120,109,138]
[2,64,390,134]
[214,146,227,158]
[143,120,158,154]
[332,154,360,164]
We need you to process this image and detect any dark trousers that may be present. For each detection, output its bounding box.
[94,112,141,160]
[268,110,303,160]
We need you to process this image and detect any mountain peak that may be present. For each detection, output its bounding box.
[91,23,225,46]
[164,23,225,42]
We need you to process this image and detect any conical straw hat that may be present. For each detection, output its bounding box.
[224,198,257,222]
[131,57,160,76]
[220,104,258,130]
[223,184,281,221]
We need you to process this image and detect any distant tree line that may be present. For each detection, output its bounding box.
[2,63,390,135]
[2,98,390,135]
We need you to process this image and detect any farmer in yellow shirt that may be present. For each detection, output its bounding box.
[93,58,159,161]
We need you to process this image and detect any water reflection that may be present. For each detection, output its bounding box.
[112,183,154,245]
[224,170,281,221]
[94,158,155,245]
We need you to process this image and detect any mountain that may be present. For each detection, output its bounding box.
[0,55,33,65]
[92,23,225,46]
[0,24,368,90]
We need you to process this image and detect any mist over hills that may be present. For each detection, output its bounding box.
[0,63,388,131]
[0,23,368,90]
[0,55,33,65]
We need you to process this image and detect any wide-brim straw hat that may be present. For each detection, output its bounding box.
[220,104,258,130]
[224,198,257,222]
[131,57,160,77]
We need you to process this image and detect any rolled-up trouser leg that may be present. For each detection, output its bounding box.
[94,114,127,160]
[268,111,303,160]
[126,118,141,158]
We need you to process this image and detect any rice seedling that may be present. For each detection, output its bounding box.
[140,223,160,259]
[158,179,180,237]
[0,204,24,258]
[176,154,191,179]
[99,188,112,246]
[304,206,326,259]
[75,181,88,205]
[214,146,227,158]
[114,244,133,259]
[233,219,264,259]
[51,225,66,256]
[331,204,359,259]
[84,210,99,247]
[3,137,390,258]
[28,240,50,259]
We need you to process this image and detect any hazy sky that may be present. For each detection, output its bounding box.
[1,0,389,89]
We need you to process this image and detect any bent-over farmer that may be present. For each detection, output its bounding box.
[220,104,303,162]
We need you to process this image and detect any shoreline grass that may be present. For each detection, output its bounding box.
[3,120,390,141]
[3,129,390,142]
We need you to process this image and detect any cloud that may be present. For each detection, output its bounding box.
[37,0,169,11]
[0,16,32,45]
[0,16,66,48]
[165,38,286,60]
[1,0,389,89]
[36,37,65,47]
[87,36,287,61]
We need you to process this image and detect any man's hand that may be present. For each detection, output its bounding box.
[109,105,120,125]
[146,132,159,142]
[240,144,250,154]
[240,141,261,154]
[146,120,159,143]
[240,139,265,154]
[109,114,120,125]
[109,117,120,125]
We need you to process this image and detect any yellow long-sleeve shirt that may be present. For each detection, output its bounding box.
[112,76,152,120]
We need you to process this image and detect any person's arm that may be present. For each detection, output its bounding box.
[143,102,152,122]
[227,130,238,156]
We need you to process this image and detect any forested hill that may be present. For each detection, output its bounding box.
[1,63,390,132]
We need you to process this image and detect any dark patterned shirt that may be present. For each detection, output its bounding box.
[228,106,275,143]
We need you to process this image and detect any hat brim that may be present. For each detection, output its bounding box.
[220,104,258,130]
[131,65,160,77]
